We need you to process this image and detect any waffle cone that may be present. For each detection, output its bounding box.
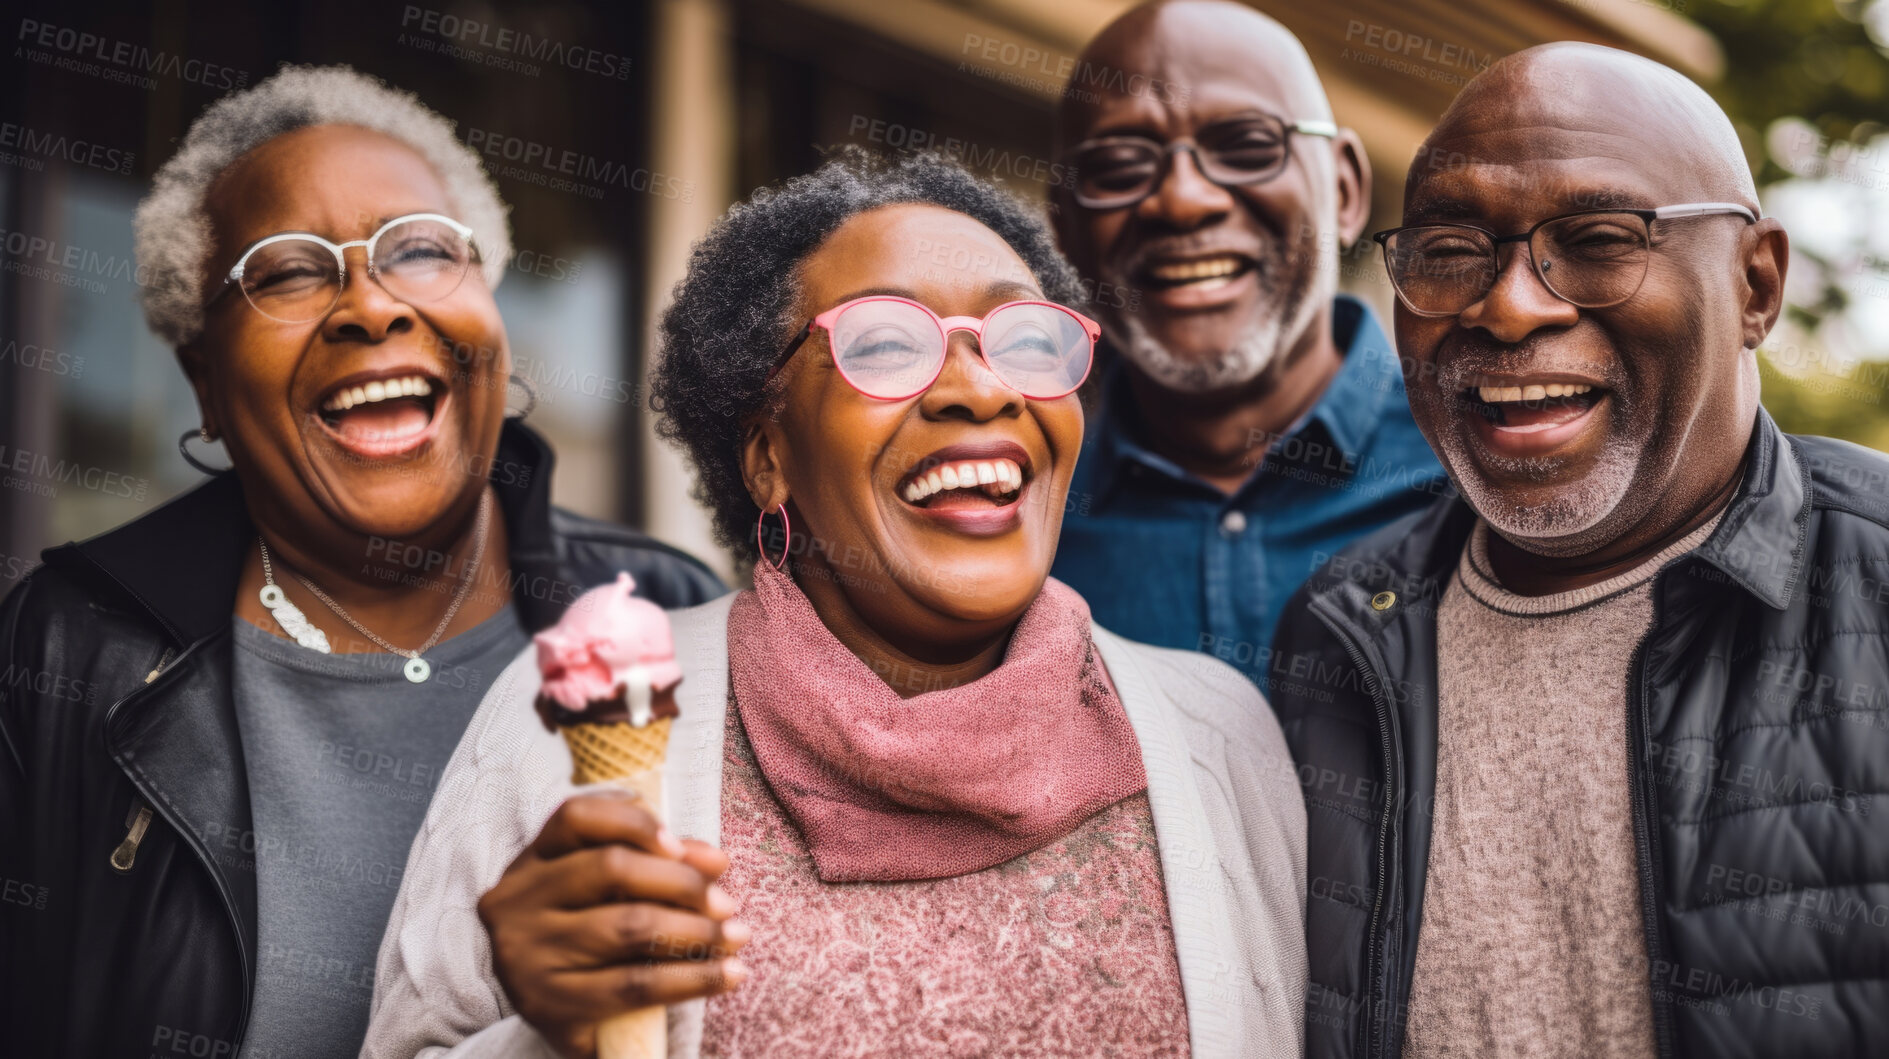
[562,717,672,787]
[562,718,672,1059]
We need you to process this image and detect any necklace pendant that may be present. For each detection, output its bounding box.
[260,585,332,653]
[253,492,486,677]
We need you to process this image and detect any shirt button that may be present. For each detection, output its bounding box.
[1220,510,1248,536]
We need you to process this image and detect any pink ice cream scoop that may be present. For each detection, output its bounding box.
[533,572,683,726]
[533,573,682,1058]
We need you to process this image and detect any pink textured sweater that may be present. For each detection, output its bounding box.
[701,700,1191,1058]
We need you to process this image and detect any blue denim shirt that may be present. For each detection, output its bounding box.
[1051,295,1451,688]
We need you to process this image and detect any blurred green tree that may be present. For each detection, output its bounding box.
[1696,0,1887,177]
[1689,0,1889,448]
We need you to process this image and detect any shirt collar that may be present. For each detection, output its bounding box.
[1077,294,1403,504]
[1079,368,1183,501]
[1689,409,1808,611]
[1305,294,1399,462]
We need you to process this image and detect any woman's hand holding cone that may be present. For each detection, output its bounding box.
[478,790,750,1059]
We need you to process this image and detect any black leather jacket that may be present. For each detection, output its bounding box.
[1272,411,1889,1059]
[0,421,724,1057]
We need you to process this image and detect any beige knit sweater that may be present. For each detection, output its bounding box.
[1403,514,1723,1059]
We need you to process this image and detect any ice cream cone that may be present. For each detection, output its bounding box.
[596,1004,667,1059]
[533,573,685,1059]
[561,718,672,1059]
[563,717,673,787]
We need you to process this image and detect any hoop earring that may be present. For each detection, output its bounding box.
[178,427,231,475]
[505,372,538,420]
[755,504,791,570]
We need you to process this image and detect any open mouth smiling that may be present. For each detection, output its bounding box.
[314,370,447,460]
[1140,253,1257,293]
[899,455,1028,507]
[894,442,1037,537]
[1462,381,1603,430]
[1456,376,1612,457]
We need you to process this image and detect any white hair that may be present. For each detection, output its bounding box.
[133,64,512,347]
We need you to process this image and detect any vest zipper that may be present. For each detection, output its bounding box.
[109,647,174,873]
[1312,598,1398,1059]
[1626,602,1677,1057]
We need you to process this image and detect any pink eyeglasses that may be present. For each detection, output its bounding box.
[770,295,1101,400]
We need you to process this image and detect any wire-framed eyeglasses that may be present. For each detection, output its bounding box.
[1372,202,1758,317]
[207,212,481,324]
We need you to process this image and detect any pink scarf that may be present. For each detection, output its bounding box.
[726,562,1148,883]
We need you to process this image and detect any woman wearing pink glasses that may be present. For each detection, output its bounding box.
[364,150,1307,1059]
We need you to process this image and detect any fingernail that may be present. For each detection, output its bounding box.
[724,957,749,985]
[656,826,685,858]
[707,884,737,918]
[721,919,752,946]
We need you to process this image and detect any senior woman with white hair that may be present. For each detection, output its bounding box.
[0,65,722,1057]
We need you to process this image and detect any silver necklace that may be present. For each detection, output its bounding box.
[257,491,492,683]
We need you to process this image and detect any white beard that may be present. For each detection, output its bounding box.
[1115,308,1282,394]
[1107,230,1332,395]
[1436,406,1652,557]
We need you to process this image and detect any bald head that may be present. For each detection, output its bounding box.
[1058,0,1331,149]
[1389,42,1788,568]
[1051,0,1372,398]
[1412,42,1756,212]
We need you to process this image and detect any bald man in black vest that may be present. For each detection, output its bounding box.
[1273,41,1889,1059]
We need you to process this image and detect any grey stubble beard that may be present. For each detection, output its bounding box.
[1430,376,1654,558]
[1102,228,1332,396]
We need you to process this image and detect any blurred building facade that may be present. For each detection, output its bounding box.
[640,0,1721,572]
[0,0,1726,584]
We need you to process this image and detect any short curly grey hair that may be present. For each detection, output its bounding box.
[134,64,512,347]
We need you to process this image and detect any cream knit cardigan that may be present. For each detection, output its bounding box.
[362,594,1307,1058]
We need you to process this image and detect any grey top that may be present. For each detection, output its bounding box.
[229,606,530,1059]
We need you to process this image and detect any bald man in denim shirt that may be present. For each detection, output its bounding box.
[1049,1,1447,688]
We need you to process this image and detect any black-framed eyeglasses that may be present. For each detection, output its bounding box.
[203,212,482,324]
[1372,202,1758,318]
[1063,113,1339,210]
